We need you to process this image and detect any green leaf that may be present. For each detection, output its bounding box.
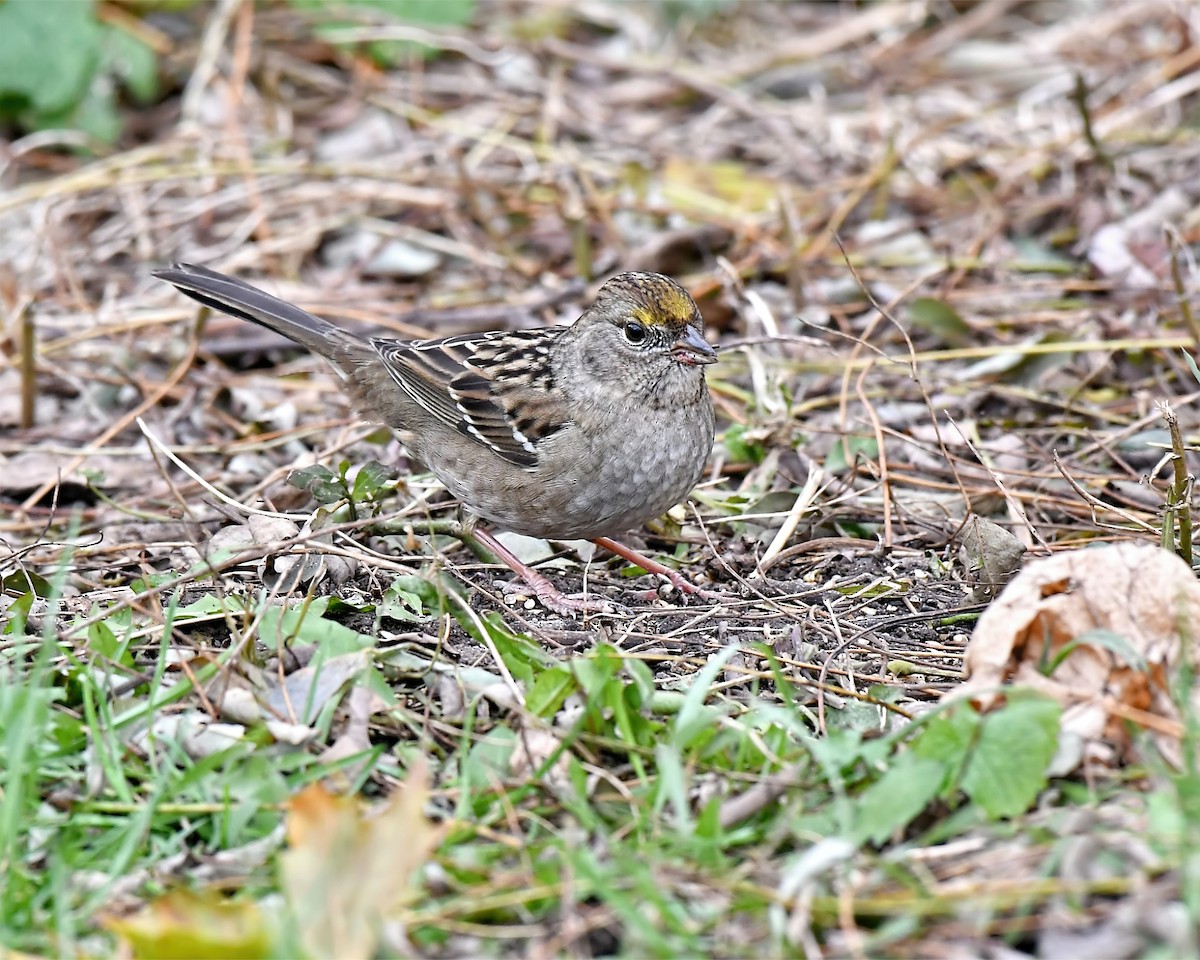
[607,674,659,754]
[825,434,879,473]
[853,754,945,845]
[1147,789,1186,849]
[61,69,121,143]
[0,0,159,143]
[1,591,36,634]
[174,592,243,618]
[129,572,177,593]
[258,598,378,655]
[722,423,766,465]
[1183,349,1200,388]
[526,667,576,719]
[461,727,516,798]
[695,793,724,844]
[350,459,397,502]
[624,657,656,705]
[959,693,1060,819]
[1009,235,1078,273]
[656,0,740,23]
[289,464,348,504]
[464,614,557,688]
[378,575,433,622]
[823,689,893,733]
[87,620,134,667]
[911,703,979,792]
[357,0,475,26]
[907,297,973,348]
[672,647,738,750]
[1044,628,1146,675]
[0,0,100,116]
[101,21,158,103]
[288,0,476,64]
[2,569,54,597]
[292,0,476,27]
[572,644,621,698]
[653,742,692,832]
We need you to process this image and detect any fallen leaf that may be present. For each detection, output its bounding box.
[281,758,439,960]
[509,723,570,788]
[106,889,271,960]
[957,515,1027,602]
[1086,186,1187,289]
[133,712,246,760]
[957,542,1200,769]
[319,685,388,785]
[262,649,371,725]
[662,157,779,217]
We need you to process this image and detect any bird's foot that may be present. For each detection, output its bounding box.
[591,536,718,599]
[500,577,613,616]
[472,527,611,617]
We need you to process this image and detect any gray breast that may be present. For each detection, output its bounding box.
[533,400,714,539]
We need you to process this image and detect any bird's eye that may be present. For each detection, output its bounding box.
[623,321,647,344]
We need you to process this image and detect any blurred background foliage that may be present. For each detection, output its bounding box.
[0,0,736,147]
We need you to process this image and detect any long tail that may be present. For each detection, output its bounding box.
[153,262,367,363]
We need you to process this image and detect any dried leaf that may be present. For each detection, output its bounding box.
[958,542,1200,769]
[106,889,271,960]
[133,712,246,760]
[662,157,778,216]
[262,649,371,725]
[957,514,1027,602]
[319,685,387,784]
[281,758,439,960]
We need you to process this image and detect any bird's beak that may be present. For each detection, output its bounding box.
[672,324,718,366]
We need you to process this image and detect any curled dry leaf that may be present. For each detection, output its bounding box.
[957,514,1027,602]
[958,542,1200,769]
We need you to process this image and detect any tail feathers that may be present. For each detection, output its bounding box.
[153,262,365,362]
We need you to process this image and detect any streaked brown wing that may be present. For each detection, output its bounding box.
[372,329,571,468]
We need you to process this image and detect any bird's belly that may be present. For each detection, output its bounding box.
[431,412,712,541]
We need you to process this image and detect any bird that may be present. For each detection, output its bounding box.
[153,262,718,614]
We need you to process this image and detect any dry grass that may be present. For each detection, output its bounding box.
[3,1,1200,956]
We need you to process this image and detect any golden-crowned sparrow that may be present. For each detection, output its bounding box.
[154,262,717,613]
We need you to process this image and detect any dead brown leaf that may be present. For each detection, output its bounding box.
[280,757,439,960]
[958,541,1200,769]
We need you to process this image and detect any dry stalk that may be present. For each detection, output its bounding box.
[19,299,34,429]
[1158,399,1194,566]
[1166,224,1200,351]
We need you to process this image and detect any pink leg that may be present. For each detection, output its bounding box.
[591,536,713,597]
[472,528,609,615]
